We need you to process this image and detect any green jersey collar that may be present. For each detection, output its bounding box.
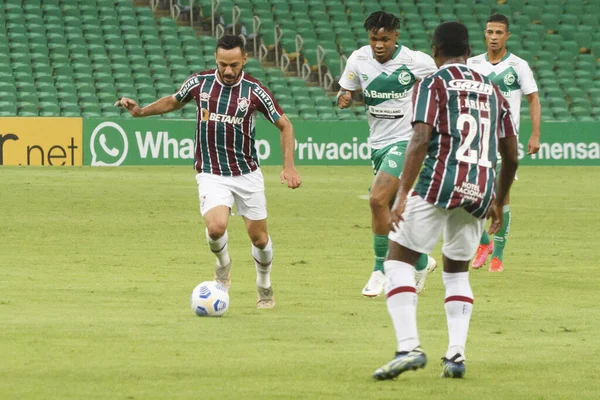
[485,51,511,63]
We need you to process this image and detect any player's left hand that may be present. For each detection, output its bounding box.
[390,192,408,231]
[487,202,504,235]
[280,167,302,189]
[527,134,541,155]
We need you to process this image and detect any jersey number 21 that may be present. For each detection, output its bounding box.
[455,114,492,168]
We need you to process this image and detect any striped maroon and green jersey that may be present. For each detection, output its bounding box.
[412,63,517,219]
[174,70,284,176]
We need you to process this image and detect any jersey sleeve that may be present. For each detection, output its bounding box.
[498,94,517,139]
[414,51,438,79]
[412,76,439,127]
[252,82,284,123]
[518,61,538,95]
[174,74,201,103]
[338,52,360,91]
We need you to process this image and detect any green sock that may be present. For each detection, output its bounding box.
[492,205,511,261]
[415,253,429,271]
[480,230,491,245]
[373,234,388,273]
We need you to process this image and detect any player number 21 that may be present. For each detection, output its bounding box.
[455,114,492,168]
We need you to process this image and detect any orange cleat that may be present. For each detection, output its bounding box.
[488,257,504,272]
[472,243,493,269]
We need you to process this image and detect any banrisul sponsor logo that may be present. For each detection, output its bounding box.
[363,66,416,106]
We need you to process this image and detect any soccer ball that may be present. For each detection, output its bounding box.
[190,281,229,317]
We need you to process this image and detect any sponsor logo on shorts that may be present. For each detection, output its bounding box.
[388,160,397,168]
[388,146,403,156]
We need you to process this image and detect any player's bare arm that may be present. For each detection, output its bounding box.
[489,136,519,234]
[526,91,541,155]
[390,122,433,227]
[275,115,302,189]
[336,88,354,109]
[115,95,184,117]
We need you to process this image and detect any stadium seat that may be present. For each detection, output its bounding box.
[0,0,596,120]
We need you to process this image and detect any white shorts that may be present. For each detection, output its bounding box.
[389,195,486,261]
[195,169,267,220]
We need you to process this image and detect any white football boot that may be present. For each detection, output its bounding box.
[415,256,437,294]
[362,270,386,297]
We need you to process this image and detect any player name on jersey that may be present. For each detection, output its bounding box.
[460,99,491,112]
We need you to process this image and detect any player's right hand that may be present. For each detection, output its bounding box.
[487,203,504,235]
[115,97,143,117]
[337,91,352,109]
[389,193,408,232]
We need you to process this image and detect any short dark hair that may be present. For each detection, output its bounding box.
[216,34,246,53]
[486,13,510,31]
[433,22,470,57]
[363,11,400,32]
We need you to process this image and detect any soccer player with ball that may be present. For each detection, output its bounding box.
[373,22,518,380]
[117,35,302,310]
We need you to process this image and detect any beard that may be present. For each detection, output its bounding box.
[218,68,243,85]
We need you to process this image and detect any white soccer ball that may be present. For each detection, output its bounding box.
[190,281,229,317]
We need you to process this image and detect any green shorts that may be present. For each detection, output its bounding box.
[370,141,408,178]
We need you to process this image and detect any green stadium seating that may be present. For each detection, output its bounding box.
[0,0,597,120]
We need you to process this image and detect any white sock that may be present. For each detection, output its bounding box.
[252,237,273,288]
[443,271,473,360]
[384,260,419,353]
[206,229,231,267]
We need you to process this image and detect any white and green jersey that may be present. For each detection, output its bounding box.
[339,45,437,149]
[467,52,538,132]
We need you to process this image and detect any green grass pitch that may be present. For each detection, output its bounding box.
[2,166,599,399]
